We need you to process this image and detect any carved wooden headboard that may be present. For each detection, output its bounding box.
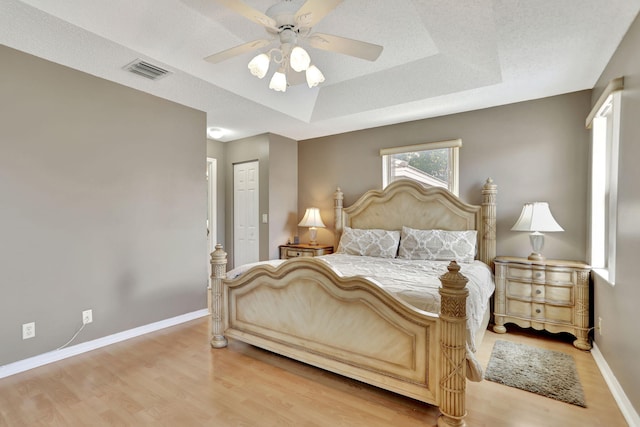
[333,179,497,265]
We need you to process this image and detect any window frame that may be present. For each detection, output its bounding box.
[586,77,623,285]
[380,139,461,195]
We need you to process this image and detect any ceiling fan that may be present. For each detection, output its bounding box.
[204,0,383,91]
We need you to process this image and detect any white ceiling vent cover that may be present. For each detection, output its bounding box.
[123,59,171,80]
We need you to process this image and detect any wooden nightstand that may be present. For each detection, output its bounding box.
[493,256,591,350]
[279,244,334,259]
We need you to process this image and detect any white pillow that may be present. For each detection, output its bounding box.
[398,226,477,263]
[337,227,401,258]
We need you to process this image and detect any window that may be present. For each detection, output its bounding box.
[381,139,461,195]
[587,78,623,284]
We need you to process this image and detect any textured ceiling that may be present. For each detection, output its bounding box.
[1,0,639,141]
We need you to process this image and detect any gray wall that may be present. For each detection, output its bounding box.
[590,12,640,413]
[0,45,208,365]
[299,91,592,262]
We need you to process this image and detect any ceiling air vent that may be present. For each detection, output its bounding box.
[123,59,171,81]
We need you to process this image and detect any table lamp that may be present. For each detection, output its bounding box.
[298,207,326,246]
[511,202,564,261]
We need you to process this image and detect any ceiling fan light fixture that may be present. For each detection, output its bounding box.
[269,70,287,92]
[207,127,225,140]
[290,46,311,72]
[248,53,270,79]
[306,64,325,88]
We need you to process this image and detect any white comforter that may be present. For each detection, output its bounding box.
[315,254,494,349]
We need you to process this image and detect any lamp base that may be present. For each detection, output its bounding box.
[308,227,318,246]
[528,232,546,261]
[527,252,546,261]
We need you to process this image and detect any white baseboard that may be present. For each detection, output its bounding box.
[592,342,640,427]
[0,309,209,379]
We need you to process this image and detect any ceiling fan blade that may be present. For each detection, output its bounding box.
[295,0,342,28]
[307,33,383,61]
[204,39,270,64]
[215,0,278,31]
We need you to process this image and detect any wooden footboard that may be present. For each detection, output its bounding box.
[210,248,470,427]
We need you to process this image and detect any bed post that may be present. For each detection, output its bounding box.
[438,261,469,427]
[334,186,344,250]
[480,178,497,266]
[210,244,228,349]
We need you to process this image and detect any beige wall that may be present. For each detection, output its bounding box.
[0,45,207,365]
[267,134,298,258]
[590,12,640,414]
[223,133,297,267]
[299,91,592,262]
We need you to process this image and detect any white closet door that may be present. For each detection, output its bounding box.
[233,161,259,267]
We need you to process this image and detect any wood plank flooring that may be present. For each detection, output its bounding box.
[0,318,628,426]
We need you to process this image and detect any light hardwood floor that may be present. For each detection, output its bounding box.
[0,318,627,426]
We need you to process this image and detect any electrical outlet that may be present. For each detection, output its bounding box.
[598,317,603,336]
[22,322,35,339]
[82,309,93,324]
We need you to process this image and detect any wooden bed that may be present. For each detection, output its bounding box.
[210,178,497,427]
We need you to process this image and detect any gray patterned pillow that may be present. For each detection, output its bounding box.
[337,227,401,258]
[398,227,477,262]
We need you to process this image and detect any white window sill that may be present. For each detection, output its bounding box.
[593,268,615,287]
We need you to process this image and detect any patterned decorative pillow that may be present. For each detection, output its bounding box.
[398,227,477,263]
[337,227,401,258]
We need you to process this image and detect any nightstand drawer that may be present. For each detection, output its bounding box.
[531,303,545,319]
[506,281,531,299]
[507,300,545,320]
[532,285,545,299]
[532,270,545,281]
[544,304,573,324]
[506,300,573,324]
[506,266,532,280]
[506,299,531,318]
[545,285,573,305]
[284,248,314,258]
[279,244,334,259]
[545,270,574,285]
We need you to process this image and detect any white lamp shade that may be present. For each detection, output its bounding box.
[298,207,326,228]
[290,46,311,72]
[511,202,564,232]
[269,71,287,92]
[305,65,325,88]
[248,53,270,79]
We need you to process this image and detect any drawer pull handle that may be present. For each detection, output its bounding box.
[535,309,541,314]
[535,289,542,295]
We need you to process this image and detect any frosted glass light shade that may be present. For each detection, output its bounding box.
[290,46,311,72]
[269,71,287,92]
[305,65,325,88]
[248,53,270,79]
[207,127,224,139]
